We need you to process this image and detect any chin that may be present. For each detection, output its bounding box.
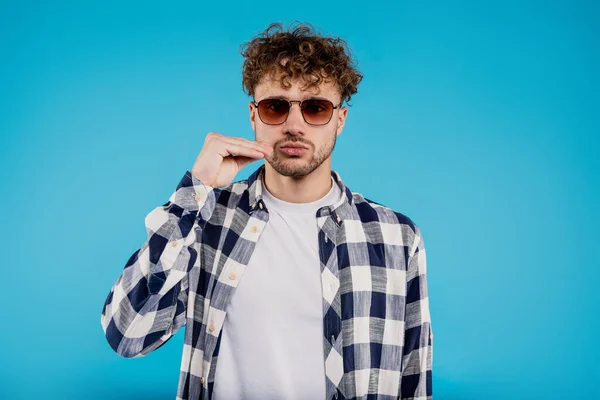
[267,158,325,179]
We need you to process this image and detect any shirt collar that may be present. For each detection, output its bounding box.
[246,164,354,224]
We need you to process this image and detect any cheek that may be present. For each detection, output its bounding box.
[254,126,279,145]
[320,128,338,144]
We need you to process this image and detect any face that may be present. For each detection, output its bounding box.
[249,74,348,179]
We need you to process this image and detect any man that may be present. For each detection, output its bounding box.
[101,22,433,400]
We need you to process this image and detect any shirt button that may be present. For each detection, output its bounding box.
[170,241,178,247]
[194,194,203,202]
[251,226,258,233]
[209,323,215,332]
[229,272,237,280]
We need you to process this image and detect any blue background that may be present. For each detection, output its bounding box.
[1,1,598,399]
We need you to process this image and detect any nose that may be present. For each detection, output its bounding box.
[283,101,305,135]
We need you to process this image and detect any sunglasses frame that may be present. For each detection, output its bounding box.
[252,98,343,126]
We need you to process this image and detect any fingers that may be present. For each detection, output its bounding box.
[220,143,266,160]
[205,132,272,157]
[223,136,272,155]
[193,132,272,187]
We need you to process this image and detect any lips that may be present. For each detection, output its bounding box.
[280,143,309,149]
[279,144,308,156]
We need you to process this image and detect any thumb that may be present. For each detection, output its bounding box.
[234,156,259,170]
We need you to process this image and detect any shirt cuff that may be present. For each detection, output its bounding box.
[168,170,216,213]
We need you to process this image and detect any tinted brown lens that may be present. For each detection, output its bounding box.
[301,100,334,125]
[258,99,289,124]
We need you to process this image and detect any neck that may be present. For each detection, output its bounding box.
[262,159,333,203]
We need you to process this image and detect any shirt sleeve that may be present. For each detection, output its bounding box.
[100,171,217,358]
[400,224,433,399]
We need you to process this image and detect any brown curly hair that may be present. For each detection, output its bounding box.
[240,22,363,104]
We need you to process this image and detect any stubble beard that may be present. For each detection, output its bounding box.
[258,132,337,179]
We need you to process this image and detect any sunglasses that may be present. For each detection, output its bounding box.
[252,98,342,126]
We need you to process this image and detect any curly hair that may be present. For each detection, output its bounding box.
[240,22,363,104]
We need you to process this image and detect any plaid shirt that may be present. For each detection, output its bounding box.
[101,165,433,400]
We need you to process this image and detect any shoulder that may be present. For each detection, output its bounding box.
[350,191,421,245]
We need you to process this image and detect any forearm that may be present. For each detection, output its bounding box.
[100,171,216,358]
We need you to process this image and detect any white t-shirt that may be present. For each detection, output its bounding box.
[212,176,343,400]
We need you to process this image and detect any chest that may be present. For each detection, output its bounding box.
[194,208,408,333]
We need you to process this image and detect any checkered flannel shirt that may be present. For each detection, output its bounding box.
[101,165,433,400]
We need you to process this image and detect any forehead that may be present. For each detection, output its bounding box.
[254,74,340,101]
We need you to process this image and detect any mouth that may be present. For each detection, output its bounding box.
[279,144,309,156]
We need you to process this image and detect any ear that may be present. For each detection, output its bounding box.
[249,101,257,131]
[336,105,348,136]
